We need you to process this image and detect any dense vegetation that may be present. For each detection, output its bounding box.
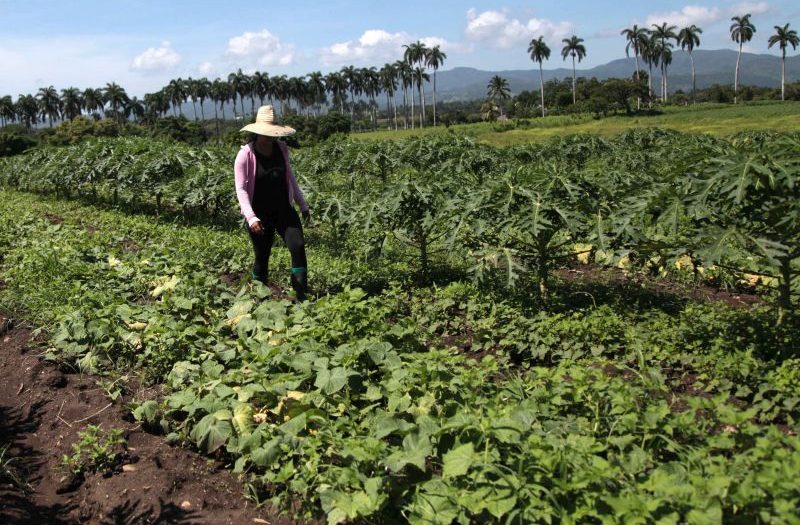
[1,130,800,523]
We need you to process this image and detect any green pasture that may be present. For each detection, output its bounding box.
[360,101,800,146]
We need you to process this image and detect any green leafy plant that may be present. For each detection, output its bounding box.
[60,425,126,475]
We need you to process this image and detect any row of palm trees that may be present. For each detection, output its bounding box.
[1,17,797,131]
[0,42,448,132]
[526,16,798,117]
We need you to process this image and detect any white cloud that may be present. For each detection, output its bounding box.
[643,3,769,29]
[645,6,722,28]
[464,8,573,49]
[225,29,295,66]
[320,29,457,66]
[198,61,215,76]
[131,41,182,72]
[0,35,181,96]
[729,2,769,16]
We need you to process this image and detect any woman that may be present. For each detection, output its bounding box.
[234,105,310,300]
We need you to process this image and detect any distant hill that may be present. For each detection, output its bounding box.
[435,49,800,101]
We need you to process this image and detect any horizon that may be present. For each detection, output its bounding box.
[2,0,799,98]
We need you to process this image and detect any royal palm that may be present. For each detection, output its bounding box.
[425,45,446,126]
[60,87,83,121]
[730,14,756,104]
[678,25,703,104]
[103,82,128,124]
[561,36,586,104]
[621,25,649,109]
[527,36,551,117]
[651,23,677,102]
[403,41,428,127]
[768,23,799,101]
[36,86,61,127]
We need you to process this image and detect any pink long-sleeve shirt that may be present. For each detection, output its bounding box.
[234,141,309,226]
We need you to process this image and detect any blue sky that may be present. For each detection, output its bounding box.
[1,0,797,96]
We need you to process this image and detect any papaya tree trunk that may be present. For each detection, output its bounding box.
[777,256,794,325]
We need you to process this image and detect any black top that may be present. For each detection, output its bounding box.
[252,145,289,218]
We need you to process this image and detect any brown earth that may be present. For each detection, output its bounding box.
[0,314,296,525]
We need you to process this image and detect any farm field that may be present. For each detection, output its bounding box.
[359,102,800,146]
[1,129,800,524]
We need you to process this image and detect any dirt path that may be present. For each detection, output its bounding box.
[0,314,291,525]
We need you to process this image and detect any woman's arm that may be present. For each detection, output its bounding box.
[233,148,259,226]
[281,143,309,212]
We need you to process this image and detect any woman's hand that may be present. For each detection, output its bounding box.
[249,220,264,235]
[302,209,311,223]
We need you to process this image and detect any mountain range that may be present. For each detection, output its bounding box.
[433,49,800,101]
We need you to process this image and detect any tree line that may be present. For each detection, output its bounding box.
[526,14,798,118]
[0,14,797,133]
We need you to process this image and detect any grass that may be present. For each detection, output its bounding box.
[357,101,800,146]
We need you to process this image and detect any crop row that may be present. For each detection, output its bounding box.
[1,188,799,523]
[2,129,799,318]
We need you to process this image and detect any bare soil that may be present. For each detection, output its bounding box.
[0,314,295,525]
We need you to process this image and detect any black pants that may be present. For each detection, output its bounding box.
[246,208,307,282]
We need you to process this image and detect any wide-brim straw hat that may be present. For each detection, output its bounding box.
[240,105,295,137]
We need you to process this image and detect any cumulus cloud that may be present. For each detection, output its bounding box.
[464,8,573,49]
[729,2,769,15]
[645,6,722,28]
[131,41,182,72]
[644,2,769,28]
[226,29,295,66]
[198,61,215,76]
[321,29,456,65]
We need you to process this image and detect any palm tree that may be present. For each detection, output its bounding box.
[380,63,399,129]
[621,24,649,109]
[361,67,381,130]
[186,77,200,120]
[306,71,326,115]
[0,95,15,127]
[561,36,587,104]
[486,75,511,116]
[768,23,799,101]
[16,94,39,129]
[227,69,249,117]
[395,60,412,129]
[730,14,757,104]
[641,34,658,105]
[341,65,361,122]
[210,79,231,136]
[654,39,674,102]
[324,72,347,113]
[527,36,551,117]
[403,41,428,127]
[60,87,83,121]
[144,91,169,119]
[125,97,145,123]
[196,77,211,121]
[273,75,290,116]
[425,46,447,126]
[36,86,61,127]
[412,67,430,127]
[651,23,678,102]
[678,25,703,104]
[251,71,269,108]
[82,88,104,118]
[103,82,128,124]
[164,78,186,117]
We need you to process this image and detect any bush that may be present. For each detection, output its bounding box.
[0,131,37,157]
[149,116,207,145]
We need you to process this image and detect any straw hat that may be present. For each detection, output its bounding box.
[240,105,295,137]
